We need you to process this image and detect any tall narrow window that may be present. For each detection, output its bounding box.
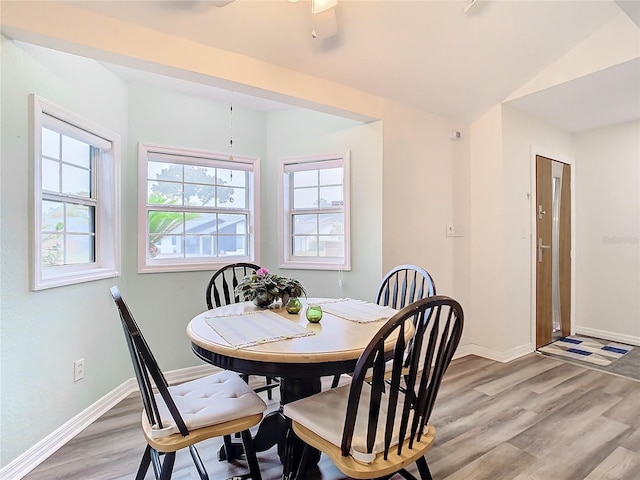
[32,95,121,290]
[279,152,350,270]
[138,143,259,273]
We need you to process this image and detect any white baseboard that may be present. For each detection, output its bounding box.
[575,326,640,346]
[455,342,534,363]
[0,380,135,480]
[0,364,221,480]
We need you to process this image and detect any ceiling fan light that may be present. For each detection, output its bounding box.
[312,0,337,14]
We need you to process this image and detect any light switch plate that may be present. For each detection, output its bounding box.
[446,224,464,237]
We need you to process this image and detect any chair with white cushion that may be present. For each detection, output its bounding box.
[285,295,463,480]
[110,286,266,480]
[206,262,279,401]
[330,264,437,388]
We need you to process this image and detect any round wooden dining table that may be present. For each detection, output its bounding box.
[186,298,410,478]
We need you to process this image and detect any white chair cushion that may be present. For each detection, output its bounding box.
[154,370,266,437]
[284,382,418,462]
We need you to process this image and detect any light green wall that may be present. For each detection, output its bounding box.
[0,38,384,467]
[121,83,268,370]
[0,37,130,466]
[265,109,384,301]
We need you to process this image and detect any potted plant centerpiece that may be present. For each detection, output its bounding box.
[235,267,306,309]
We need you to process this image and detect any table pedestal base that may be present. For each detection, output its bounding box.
[219,376,322,479]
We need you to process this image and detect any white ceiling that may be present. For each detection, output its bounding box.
[62,0,639,132]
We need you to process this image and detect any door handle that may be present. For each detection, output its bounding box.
[538,238,551,262]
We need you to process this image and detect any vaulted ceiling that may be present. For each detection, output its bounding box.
[12,1,640,131]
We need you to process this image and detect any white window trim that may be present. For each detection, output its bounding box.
[31,94,121,290]
[278,151,351,271]
[137,142,260,273]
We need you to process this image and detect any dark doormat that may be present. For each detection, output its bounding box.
[537,335,639,381]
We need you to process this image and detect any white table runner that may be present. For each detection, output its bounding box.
[205,310,315,349]
[319,298,397,323]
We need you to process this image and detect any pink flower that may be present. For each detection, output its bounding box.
[256,267,269,276]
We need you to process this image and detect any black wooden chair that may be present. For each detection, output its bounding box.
[110,286,265,480]
[285,295,463,480]
[205,262,260,311]
[376,264,436,310]
[205,262,279,401]
[331,264,437,388]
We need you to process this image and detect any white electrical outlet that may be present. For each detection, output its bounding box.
[74,359,85,382]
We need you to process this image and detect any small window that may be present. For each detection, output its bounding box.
[138,143,259,273]
[32,95,121,290]
[278,152,350,270]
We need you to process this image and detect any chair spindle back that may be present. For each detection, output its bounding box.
[110,286,189,437]
[376,264,436,310]
[206,262,260,310]
[341,295,463,459]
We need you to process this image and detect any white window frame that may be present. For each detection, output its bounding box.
[278,151,351,271]
[31,94,121,290]
[138,142,260,273]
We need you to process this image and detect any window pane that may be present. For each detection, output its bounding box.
[293,214,318,235]
[184,165,216,185]
[218,235,247,256]
[184,213,217,234]
[319,167,342,185]
[293,186,319,209]
[319,186,343,207]
[42,200,64,232]
[319,213,344,232]
[148,181,183,205]
[150,162,183,181]
[218,168,246,188]
[62,164,91,197]
[62,135,90,168]
[219,185,244,209]
[148,211,185,235]
[185,235,204,257]
[292,236,318,256]
[318,237,344,257]
[185,184,216,206]
[147,162,183,182]
[218,214,246,234]
[149,235,184,258]
[42,234,63,266]
[42,159,60,193]
[293,170,318,188]
[202,236,215,256]
[66,204,94,234]
[66,235,94,264]
[184,235,216,257]
[42,128,60,160]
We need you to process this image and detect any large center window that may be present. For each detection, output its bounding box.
[138,143,259,273]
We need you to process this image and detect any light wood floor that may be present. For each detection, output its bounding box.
[23,353,640,480]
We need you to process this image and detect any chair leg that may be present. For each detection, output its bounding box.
[330,374,341,388]
[159,451,176,480]
[292,443,311,480]
[189,445,209,480]
[240,429,262,480]
[416,456,433,480]
[266,377,273,400]
[222,434,235,462]
[135,445,153,480]
[396,469,418,480]
[151,449,162,479]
